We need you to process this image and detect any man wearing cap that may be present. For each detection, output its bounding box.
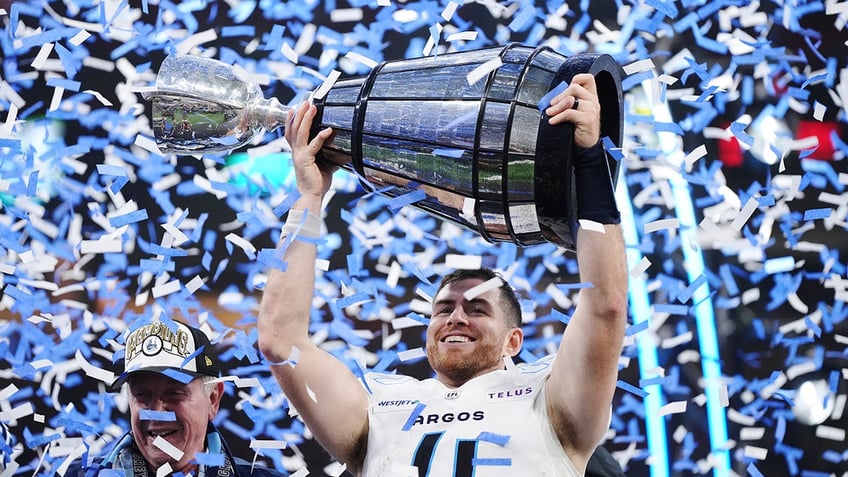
[63,320,286,477]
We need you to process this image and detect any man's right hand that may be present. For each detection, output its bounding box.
[285,101,336,201]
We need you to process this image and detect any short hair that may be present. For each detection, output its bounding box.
[122,374,219,395]
[435,268,522,328]
[202,376,219,394]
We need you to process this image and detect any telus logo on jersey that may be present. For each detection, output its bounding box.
[486,386,534,401]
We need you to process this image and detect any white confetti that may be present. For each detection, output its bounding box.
[330,8,363,23]
[629,256,651,278]
[815,426,846,442]
[250,439,288,449]
[462,276,502,301]
[69,29,90,46]
[313,70,341,101]
[445,253,482,270]
[151,279,181,298]
[31,42,54,69]
[466,57,502,86]
[730,197,760,231]
[439,2,459,21]
[643,218,679,234]
[743,446,768,460]
[623,58,655,75]
[74,349,115,384]
[661,331,693,349]
[156,463,174,477]
[391,316,427,329]
[185,275,205,293]
[657,400,687,417]
[397,348,426,362]
[446,31,478,42]
[343,51,379,69]
[578,219,606,233]
[683,144,708,171]
[225,232,257,256]
[176,28,218,55]
[79,238,123,254]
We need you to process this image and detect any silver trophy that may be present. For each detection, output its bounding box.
[145,44,623,249]
[145,55,290,153]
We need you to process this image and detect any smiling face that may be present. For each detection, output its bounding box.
[426,278,523,387]
[127,373,222,473]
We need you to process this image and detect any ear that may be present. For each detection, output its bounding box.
[503,327,524,357]
[208,381,224,419]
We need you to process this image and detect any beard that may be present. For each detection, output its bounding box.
[426,338,505,385]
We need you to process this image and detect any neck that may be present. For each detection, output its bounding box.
[437,363,504,388]
[182,463,200,475]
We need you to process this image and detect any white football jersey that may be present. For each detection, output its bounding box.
[361,356,582,477]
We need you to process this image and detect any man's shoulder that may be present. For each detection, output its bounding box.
[515,354,556,374]
[58,460,103,477]
[364,371,420,387]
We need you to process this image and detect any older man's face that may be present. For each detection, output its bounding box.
[128,373,222,473]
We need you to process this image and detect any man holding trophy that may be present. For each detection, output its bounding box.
[256,67,627,476]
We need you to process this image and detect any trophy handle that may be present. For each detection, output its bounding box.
[309,101,351,171]
[535,53,624,248]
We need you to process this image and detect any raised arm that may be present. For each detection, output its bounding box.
[542,74,628,468]
[257,102,370,473]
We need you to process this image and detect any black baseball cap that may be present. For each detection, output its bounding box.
[111,320,221,389]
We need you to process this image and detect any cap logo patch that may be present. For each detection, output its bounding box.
[125,322,192,365]
[142,335,164,356]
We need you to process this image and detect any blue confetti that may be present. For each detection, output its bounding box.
[476,432,510,446]
[139,410,177,421]
[652,303,689,316]
[472,458,511,466]
[160,369,195,384]
[538,81,569,112]
[676,274,707,303]
[803,208,832,221]
[389,189,427,211]
[193,452,225,466]
[45,77,82,92]
[616,380,649,398]
[402,403,427,431]
[108,209,149,228]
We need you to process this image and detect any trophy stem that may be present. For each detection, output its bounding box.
[250,97,291,135]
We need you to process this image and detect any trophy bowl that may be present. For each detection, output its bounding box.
[144,54,289,154]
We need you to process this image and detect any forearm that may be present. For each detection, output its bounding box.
[257,195,324,362]
[573,141,627,318]
[257,199,371,468]
[575,224,627,326]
